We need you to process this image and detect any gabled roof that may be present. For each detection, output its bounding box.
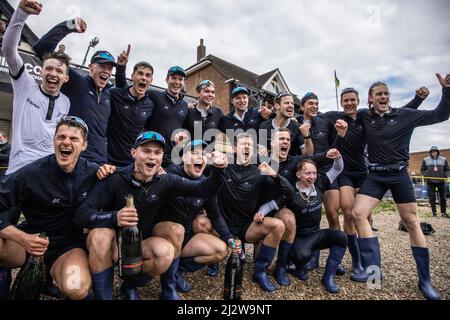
[187,54,279,92]
[186,54,302,105]
[255,69,278,88]
[0,1,39,46]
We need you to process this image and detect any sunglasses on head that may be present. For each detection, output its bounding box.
[60,116,89,134]
[137,131,165,143]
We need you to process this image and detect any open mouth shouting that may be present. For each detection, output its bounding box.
[145,162,157,170]
[193,163,204,174]
[59,147,73,161]
[280,144,290,156]
[46,77,60,90]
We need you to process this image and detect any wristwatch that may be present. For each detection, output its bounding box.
[303,135,311,139]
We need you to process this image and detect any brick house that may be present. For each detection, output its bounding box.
[185,39,301,115]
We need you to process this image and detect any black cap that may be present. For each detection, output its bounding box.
[133,131,166,149]
[91,50,117,66]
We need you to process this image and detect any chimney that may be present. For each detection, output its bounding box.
[197,39,206,62]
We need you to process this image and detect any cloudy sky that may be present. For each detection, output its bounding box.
[9,0,450,152]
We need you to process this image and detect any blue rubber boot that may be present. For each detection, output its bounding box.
[336,264,346,276]
[252,244,277,292]
[175,272,191,293]
[351,237,382,283]
[206,263,220,277]
[0,267,11,300]
[274,241,292,286]
[412,247,441,300]
[306,250,320,271]
[347,235,363,279]
[321,246,346,293]
[92,267,114,300]
[160,257,181,300]
[120,280,140,301]
[177,256,206,293]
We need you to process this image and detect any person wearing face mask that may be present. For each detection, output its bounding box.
[352,74,450,300]
[107,62,155,167]
[144,67,190,168]
[33,15,129,165]
[75,132,228,301]
[324,87,427,281]
[1,0,72,175]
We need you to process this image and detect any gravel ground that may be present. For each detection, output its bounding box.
[13,202,450,300]
[125,202,450,301]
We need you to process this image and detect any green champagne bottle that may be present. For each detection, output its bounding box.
[9,233,47,300]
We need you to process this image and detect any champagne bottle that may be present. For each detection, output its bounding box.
[223,239,244,300]
[118,195,143,282]
[9,233,46,300]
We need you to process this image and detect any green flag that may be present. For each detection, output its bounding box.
[334,70,340,88]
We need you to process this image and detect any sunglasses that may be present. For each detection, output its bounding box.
[136,131,166,144]
[60,116,89,134]
[93,52,115,62]
[275,91,292,101]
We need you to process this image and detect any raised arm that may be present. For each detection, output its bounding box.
[33,17,87,59]
[401,87,429,110]
[2,1,42,77]
[414,74,450,127]
[326,150,344,184]
[170,152,228,198]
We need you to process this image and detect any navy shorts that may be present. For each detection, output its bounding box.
[182,231,196,248]
[327,178,340,191]
[338,172,368,189]
[318,173,340,191]
[17,224,86,270]
[227,221,254,243]
[358,170,416,204]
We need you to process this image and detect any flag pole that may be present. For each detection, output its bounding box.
[335,82,339,111]
[334,70,340,111]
